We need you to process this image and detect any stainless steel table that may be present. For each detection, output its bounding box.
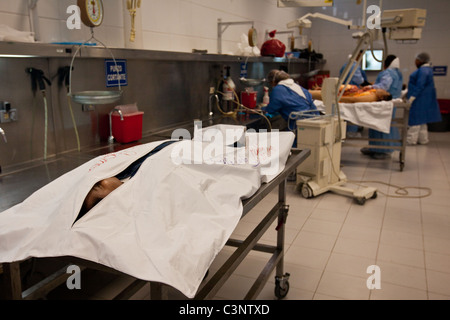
[1,148,310,300]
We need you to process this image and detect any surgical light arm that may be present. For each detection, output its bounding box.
[336,32,372,101]
[325,31,374,141]
[287,12,353,29]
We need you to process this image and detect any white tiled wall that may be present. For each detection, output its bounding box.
[0,0,304,54]
[137,0,304,54]
[1,0,448,97]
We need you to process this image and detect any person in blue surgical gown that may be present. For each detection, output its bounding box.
[339,51,370,88]
[360,55,403,159]
[263,69,319,181]
[263,69,319,134]
[406,52,442,145]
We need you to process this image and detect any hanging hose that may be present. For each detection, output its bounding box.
[43,91,48,161]
[215,88,272,131]
[59,66,81,152]
[67,95,81,151]
[26,67,52,161]
[30,97,36,158]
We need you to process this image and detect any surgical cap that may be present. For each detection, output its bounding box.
[416,52,430,63]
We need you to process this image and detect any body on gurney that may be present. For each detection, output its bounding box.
[0,128,295,298]
[307,84,396,134]
[309,85,393,103]
[78,140,176,221]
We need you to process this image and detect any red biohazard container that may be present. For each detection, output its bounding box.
[241,91,257,109]
[112,111,144,143]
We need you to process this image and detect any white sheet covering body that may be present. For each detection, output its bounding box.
[314,100,394,134]
[0,130,294,298]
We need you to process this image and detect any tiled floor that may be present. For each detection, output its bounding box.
[45,131,450,300]
[217,130,450,300]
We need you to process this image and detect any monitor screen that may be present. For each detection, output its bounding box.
[362,50,384,71]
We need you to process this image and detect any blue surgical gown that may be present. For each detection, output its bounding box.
[373,68,403,99]
[264,83,318,147]
[265,83,318,130]
[369,68,403,154]
[339,62,368,87]
[407,65,442,126]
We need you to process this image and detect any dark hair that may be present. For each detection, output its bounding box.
[384,55,397,69]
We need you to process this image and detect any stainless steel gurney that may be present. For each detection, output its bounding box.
[1,148,310,300]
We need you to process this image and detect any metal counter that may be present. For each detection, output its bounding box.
[0,41,324,169]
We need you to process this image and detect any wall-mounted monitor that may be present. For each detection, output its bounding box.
[362,50,384,71]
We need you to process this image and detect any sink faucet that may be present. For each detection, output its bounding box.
[0,127,6,143]
[108,109,124,144]
[209,94,218,120]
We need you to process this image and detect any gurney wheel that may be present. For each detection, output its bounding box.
[274,280,289,299]
[355,197,366,206]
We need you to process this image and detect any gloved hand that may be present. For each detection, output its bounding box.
[408,96,416,104]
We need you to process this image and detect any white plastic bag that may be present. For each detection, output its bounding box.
[0,25,35,42]
[235,33,260,56]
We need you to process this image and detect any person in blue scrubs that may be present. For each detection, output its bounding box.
[263,69,318,134]
[339,51,370,88]
[360,55,403,159]
[263,69,318,181]
[406,52,442,145]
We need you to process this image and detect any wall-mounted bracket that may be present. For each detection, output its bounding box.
[217,19,254,54]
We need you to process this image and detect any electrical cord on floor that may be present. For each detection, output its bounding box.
[347,180,432,199]
[323,139,432,200]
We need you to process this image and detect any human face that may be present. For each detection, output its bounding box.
[83,177,123,212]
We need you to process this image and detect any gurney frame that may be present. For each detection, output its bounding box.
[1,149,310,300]
[343,101,411,171]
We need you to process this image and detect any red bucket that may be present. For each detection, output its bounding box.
[438,99,450,114]
[112,111,144,143]
[241,91,257,109]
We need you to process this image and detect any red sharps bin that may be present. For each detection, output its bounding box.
[240,89,257,109]
[110,104,144,143]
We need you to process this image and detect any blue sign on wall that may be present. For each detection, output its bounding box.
[433,66,447,77]
[105,59,128,87]
[240,63,248,78]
